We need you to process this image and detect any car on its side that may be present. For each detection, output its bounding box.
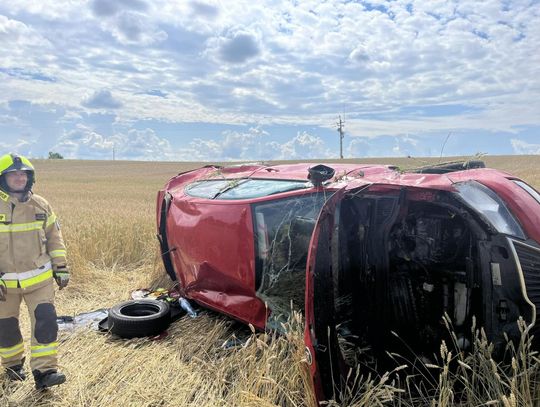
[156,161,540,401]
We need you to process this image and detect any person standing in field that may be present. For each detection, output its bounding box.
[0,153,69,389]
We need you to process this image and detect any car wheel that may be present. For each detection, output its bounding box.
[108,299,171,338]
[414,160,485,174]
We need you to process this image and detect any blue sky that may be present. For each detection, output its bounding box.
[1,0,539,161]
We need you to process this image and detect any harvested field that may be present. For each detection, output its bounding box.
[1,155,540,406]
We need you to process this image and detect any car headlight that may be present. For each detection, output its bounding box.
[455,181,525,239]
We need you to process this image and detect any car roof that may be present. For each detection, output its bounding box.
[163,162,516,200]
[196,163,397,181]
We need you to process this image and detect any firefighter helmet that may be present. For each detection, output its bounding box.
[0,153,35,193]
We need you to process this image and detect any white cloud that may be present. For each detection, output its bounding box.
[278,131,333,159]
[109,11,168,46]
[177,128,333,161]
[0,15,51,52]
[81,90,123,110]
[179,127,272,161]
[0,138,35,157]
[53,126,174,160]
[113,128,174,159]
[1,0,540,159]
[54,126,114,159]
[511,138,540,155]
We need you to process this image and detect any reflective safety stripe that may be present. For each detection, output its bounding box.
[0,221,44,233]
[31,343,58,358]
[2,263,53,289]
[46,213,57,228]
[19,269,53,288]
[2,263,52,280]
[0,342,24,359]
[0,190,8,202]
[49,249,66,258]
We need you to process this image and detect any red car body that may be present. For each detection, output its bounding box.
[157,162,540,401]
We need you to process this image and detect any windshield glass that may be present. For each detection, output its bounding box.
[252,192,333,329]
[185,179,310,199]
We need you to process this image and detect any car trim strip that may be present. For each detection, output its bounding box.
[508,238,537,331]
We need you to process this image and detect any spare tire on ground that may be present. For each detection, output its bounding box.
[108,299,171,338]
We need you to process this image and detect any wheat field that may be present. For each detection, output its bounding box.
[1,155,540,407]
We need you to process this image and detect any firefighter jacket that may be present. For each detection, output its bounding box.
[0,188,67,290]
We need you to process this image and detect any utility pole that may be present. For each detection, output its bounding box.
[336,115,345,159]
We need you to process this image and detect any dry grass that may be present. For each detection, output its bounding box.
[1,155,539,406]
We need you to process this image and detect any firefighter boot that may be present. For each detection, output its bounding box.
[6,363,26,381]
[33,369,66,390]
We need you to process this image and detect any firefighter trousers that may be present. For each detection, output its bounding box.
[0,281,59,373]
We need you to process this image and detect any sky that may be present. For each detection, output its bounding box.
[1,0,540,161]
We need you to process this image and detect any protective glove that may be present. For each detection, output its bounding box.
[53,267,70,290]
[0,278,7,302]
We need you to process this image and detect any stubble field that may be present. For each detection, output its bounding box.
[1,155,539,406]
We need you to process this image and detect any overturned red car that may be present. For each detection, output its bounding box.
[157,161,540,400]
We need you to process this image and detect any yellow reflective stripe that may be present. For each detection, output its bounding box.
[4,280,18,288]
[19,269,53,289]
[3,263,53,289]
[0,189,8,202]
[49,249,66,258]
[46,213,57,228]
[31,342,58,351]
[32,350,57,358]
[2,263,51,281]
[31,343,58,358]
[0,342,24,358]
[0,221,44,233]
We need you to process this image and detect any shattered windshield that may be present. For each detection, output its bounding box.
[252,192,333,328]
[185,179,310,199]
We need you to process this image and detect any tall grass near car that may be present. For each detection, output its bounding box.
[1,156,540,406]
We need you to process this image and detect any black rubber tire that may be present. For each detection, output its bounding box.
[108,299,171,338]
[414,160,486,174]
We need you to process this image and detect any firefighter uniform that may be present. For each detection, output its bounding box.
[0,154,68,388]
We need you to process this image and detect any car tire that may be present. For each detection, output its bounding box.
[414,160,485,174]
[108,299,171,338]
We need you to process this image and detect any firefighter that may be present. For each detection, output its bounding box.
[0,153,69,389]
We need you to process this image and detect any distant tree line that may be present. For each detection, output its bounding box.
[48,151,64,159]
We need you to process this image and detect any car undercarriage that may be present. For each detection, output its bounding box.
[310,186,537,395]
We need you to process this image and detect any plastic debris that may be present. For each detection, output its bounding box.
[57,309,109,332]
[179,297,198,318]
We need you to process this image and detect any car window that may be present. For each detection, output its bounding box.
[252,192,332,326]
[185,179,232,198]
[185,179,310,199]
[513,180,540,204]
